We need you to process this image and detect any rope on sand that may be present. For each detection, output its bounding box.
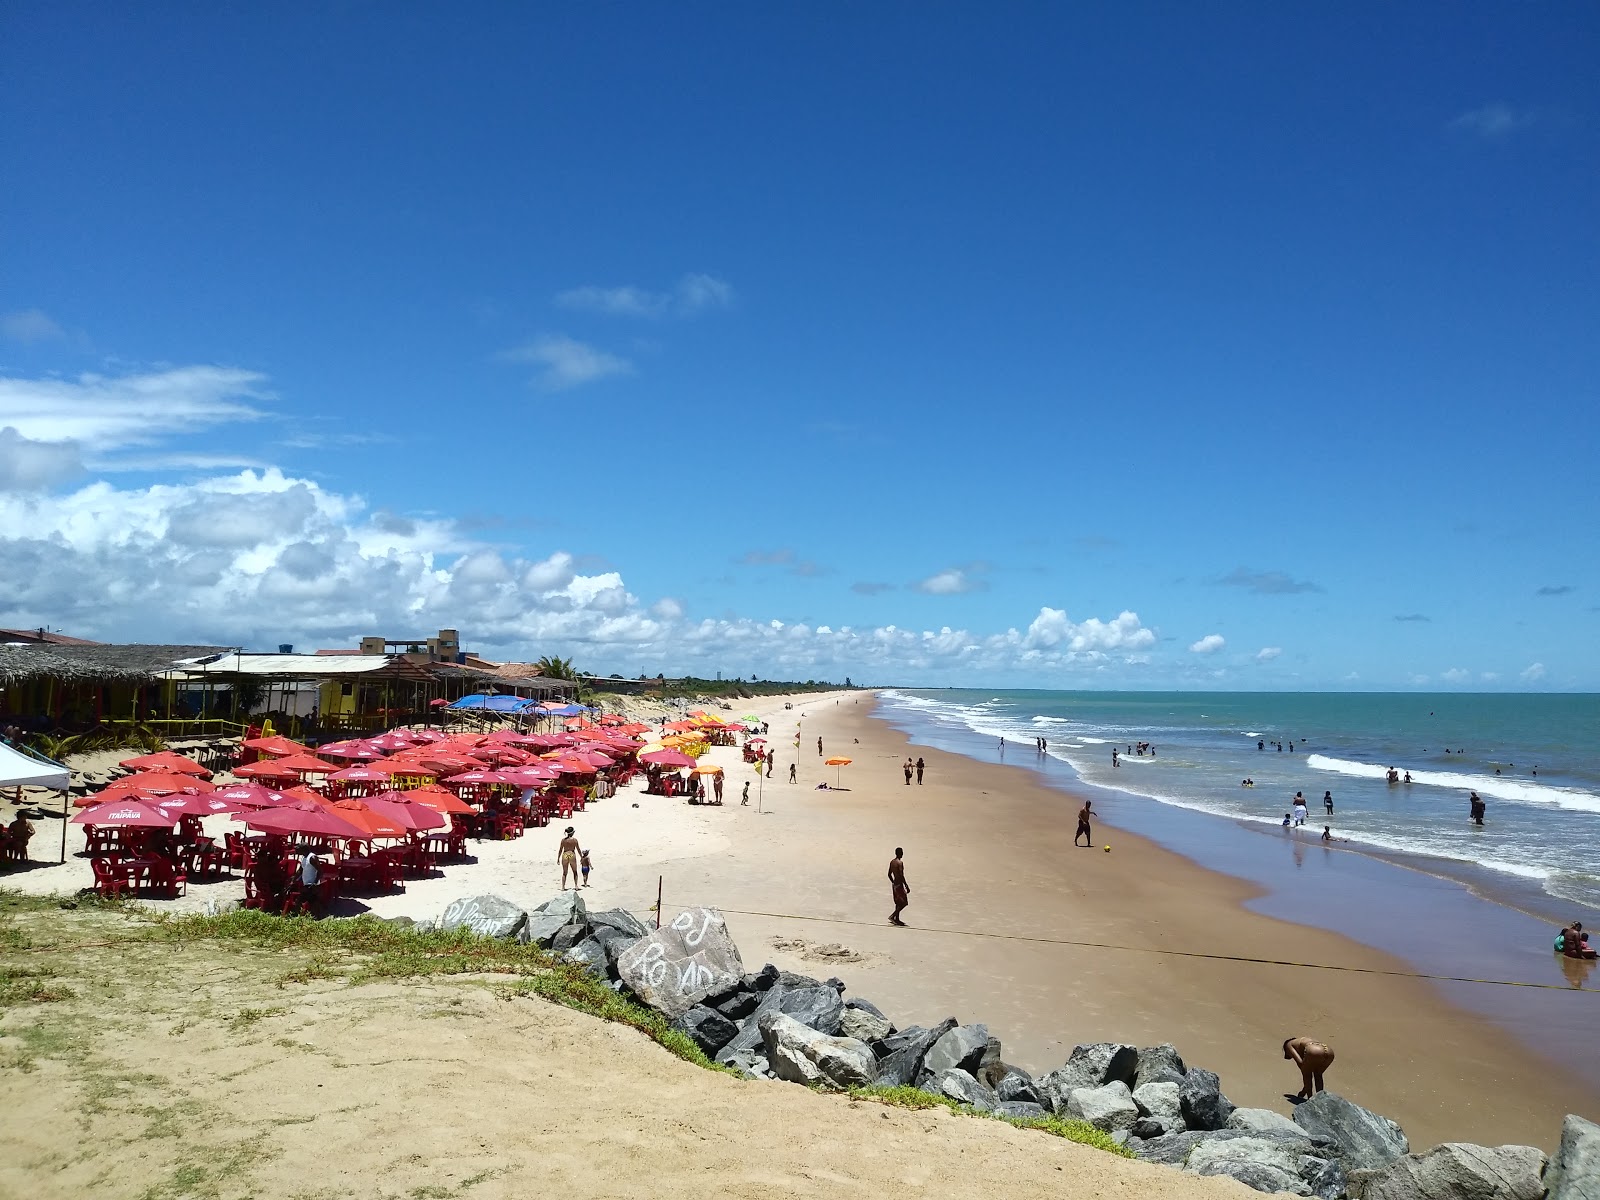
[712,906,1598,994]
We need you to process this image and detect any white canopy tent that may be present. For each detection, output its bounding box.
[0,739,69,790]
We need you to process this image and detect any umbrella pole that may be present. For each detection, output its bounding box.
[59,786,67,863]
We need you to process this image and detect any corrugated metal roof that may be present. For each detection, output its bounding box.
[170,653,433,679]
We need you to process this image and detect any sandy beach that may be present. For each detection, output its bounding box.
[7,690,1597,1152]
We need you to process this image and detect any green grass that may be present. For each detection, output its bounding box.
[846,1085,1136,1157]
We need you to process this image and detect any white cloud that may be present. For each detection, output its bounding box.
[1024,608,1154,654]
[0,428,84,491]
[1255,646,1281,661]
[1521,662,1546,683]
[1450,103,1534,139]
[915,568,983,595]
[1409,674,1431,686]
[498,335,632,390]
[2,309,65,343]
[1189,633,1226,654]
[555,274,734,318]
[1441,667,1470,683]
[1481,672,1500,683]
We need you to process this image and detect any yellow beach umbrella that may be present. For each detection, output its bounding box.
[824,756,852,786]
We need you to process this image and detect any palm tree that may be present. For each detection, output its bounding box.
[533,655,581,681]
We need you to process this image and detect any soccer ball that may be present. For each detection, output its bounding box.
[1103,845,1111,853]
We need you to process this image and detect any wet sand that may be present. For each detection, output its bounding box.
[602,695,1600,1151]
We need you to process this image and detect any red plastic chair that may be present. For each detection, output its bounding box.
[90,857,129,899]
[147,857,187,899]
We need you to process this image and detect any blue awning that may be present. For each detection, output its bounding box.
[446,695,537,713]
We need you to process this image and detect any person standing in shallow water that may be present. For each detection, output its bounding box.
[888,848,910,926]
[1283,1036,1335,1100]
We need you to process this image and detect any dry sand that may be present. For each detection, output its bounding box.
[0,902,1257,1200]
[6,690,1597,1155]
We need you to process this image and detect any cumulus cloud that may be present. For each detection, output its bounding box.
[0,428,84,491]
[914,567,985,595]
[555,273,734,318]
[498,335,631,389]
[2,309,65,343]
[1025,608,1154,654]
[1450,103,1534,139]
[1441,667,1470,683]
[1521,662,1546,683]
[1218,567,1322,595]
[1189,633,1226,654]
[1255,646,1281,661]
[1536,584,1574,596]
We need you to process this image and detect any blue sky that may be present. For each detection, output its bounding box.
[2,4,1596,688]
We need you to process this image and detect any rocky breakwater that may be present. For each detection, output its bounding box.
[429,895,1600,1200]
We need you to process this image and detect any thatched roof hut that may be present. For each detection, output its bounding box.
[0,644,234,686]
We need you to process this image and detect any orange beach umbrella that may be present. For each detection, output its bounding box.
[824,756,852,786]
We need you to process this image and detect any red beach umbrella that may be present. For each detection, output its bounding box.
[238,802,369,840]
[327,799,412,840]
[554,757,598,776]
[118,750,212,777]
[353,793,446,832]
[640,749,695,769]
[327,764,396,783]
[317,739,387,760]
[71,798,179,827]
[442,768,518,786]
[268,753,338,775]
[241,735,313,757]
[213,782,290,808]
[233,760,300,780]
[501,767,558,788]
[402,785,477,815]
[153,793,248,816]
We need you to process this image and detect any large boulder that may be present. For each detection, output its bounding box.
[670,1004,740,1058]
[1229,1107,1314,1141]
[1293,1092,1409,1173]
[1039,1043,1138,1111]
[550,922,588,953]
[586,907,650,940]
[1136,1043,1189,1088]
[920,1024,991,1079]
[437,894,528,940]
[1186,1135,1311,1196]
[1300,1155,1349,1200]
[1134,1128,1321,1168]
[931,1068,997,1112]
[721,1048,770,1079]
[743,964,780,992]
[873,1019,957,1088]
[715,986,846,1061]
[561,937,610,976]
[533,891,587,924]
[997,1100,1049,1121]
[1546,1114,1600,1200]
[1363,1143,1548,1200]
[614,906,745,1019]
[1133,1082,1184,1135]
[996,1068,1044,1107]
[1066,1081,1140,1134]
[1179,1067,1235,1132]
[521,907,578,949]
[839,1005,891,1043]
[758,1012,875,1089]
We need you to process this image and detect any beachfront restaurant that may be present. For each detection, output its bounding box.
[169,652,442,735]
[0,642,234,732]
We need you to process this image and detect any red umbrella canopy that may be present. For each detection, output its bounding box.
[618,723,651,735]
[238,802,369,840]
[469,745,532,766]
[328,764,396,782]
[71,798,179,827]
[368,732,421,751]
[233,760,300,779]
[525,734,573,749]
[640,749,695,768]
[351,793,446,831]
[408,729,447,742]
[279,785,332,806]
[153,793,247,816]
[241,735,313,756]
[442,768,518,786]
[484,729,541,746]
[102,772,215,796]
[501,767,558,788]
[327,799,412,839]
[579,750,615,767]
[118,750,212,777]
[317,739,386,760]
[401,785,477,815]
[270,753,338,774]
[554,756,599,776]
[213,782,289,808]
[408,752,481,774]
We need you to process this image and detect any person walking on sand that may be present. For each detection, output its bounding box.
[579,849,592,887]
[903,757,914,785]
[558,826,583,890]
[741,781,750,806]
[915,757,924,784]
[766,749,775,777]
[817,736,823,756]
[1074,800,1093,847]
[1283,1037,1335,1100]
[788,762,797,783]
[888,847,910,926]
[713,772,724,803]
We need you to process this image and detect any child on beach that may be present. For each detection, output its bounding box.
[580,849,592,887]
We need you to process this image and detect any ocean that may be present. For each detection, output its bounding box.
[875,689,1600,917]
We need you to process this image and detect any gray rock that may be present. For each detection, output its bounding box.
[1546,1114,1600,1200]
[1363,1143,1547,1200]
[599,930,643,974]
[1136,1042,1189,1088]
[1229,1107,1314,1141]
[1299,1155,1349,1200]
[1186,1136,1311,1196]
[720,1048,770,1080]
[533,891,588,924]
[1132,1117,1168,1140]
[996,1068,1043,1107]
[921,1023,991,1079]
[998,1107,1049,1126]
[614,906,746,1019]
[1179,1067,1236,1132]
[758,1012,875,1089]
[550,921,588,953]
[715,985,846,1061]
[1066,1081,1140,1134]
[1134,1128,1322,1168]
[585,907,650,939]
[1039,1043,1139,1111]
[670,1004,740,1057]
[520,907,576,949]
[872,1019,958,1088]
[743,964,779,991]
[839,1005,892,1043]
[824,975,847,993]
[437,894,528,940]
[932,1068,997,1111]
[711,989,759,1021]
[562,937,610,975]
[1133,1082,1184,1133]
[777,968,822,991]
[1293,1092,1409,1173]
[844,997,889,1023]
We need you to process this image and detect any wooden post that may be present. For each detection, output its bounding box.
[656,874,663,929]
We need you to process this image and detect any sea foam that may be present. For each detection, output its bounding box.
[1306,754,1600,813]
